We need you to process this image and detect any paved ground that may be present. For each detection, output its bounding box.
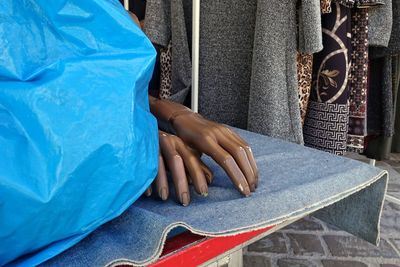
[243,154,400,267]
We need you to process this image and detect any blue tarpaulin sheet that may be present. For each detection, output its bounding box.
[0,0,158,265]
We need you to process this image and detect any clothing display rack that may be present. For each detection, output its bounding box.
[2,1,392,265]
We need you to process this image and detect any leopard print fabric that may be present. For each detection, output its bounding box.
[159,41,172,99]
[321,0,332,14]
[297,53,313,125]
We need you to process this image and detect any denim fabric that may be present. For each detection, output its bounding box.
[39,128,388,267]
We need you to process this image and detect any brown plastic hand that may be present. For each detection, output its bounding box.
[171,113,259,197]
[145,131,213,206]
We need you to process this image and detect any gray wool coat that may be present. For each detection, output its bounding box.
[369,0,393,47]
[145,0,322,143]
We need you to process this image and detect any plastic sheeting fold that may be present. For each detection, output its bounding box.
[0,0,158,265]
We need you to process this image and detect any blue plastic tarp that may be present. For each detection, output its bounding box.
[0,0,158,265]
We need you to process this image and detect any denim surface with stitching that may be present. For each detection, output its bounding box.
[39,128,388,267]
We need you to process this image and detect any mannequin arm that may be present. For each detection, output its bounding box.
[149,96,192,122]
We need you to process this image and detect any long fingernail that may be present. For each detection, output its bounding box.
[201,186,208,197]
[181,192,190,206]
[160,188,168,201]
[243,186,251,197]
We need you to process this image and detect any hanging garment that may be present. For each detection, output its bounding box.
[159,41,173,99]
[336,0,388,50]
[248,0,322,143]
[365,55,400,159]
[119,1,162,96]
[367,0,400,136]
[347,9,369,153]
[364,0,400,159]
[303,2,352,155]
[369,0,400,58]
[144,0,192,104]
[392,56,400,152]
[144,0,323,143]
[297,53,314,125]
[369,0,393,47]
[367,56,394,137]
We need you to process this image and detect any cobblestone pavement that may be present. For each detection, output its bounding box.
[243,154,400,267]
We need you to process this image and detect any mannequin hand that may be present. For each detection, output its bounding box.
[171,113,259,197]
[145,131,213,206]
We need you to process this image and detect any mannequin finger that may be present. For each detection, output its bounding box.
[144,186,152,197]
[186,172,193,184]
[223,128,259,184]
[244,147,258,187]
[225,127,249,147]
[155,154,169,201]
[167,154,191,206]
[187,145,211,184]
[199,161,214,184]
[201,140,250,196]
[214,128,256,190]
[216,133,257,192]
[187,146,202,158]
[160,139,191,206]
[177,143,208,196]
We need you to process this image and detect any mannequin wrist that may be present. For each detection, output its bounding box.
[149,96,194,124]
[168,109,195,124]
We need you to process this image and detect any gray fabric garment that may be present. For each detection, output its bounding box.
[334,0,390,47]
[144,0,323,143]
[247,0,322,143]
[386,0,400,53]
[39,128,388,267]
[367,0,400,139]
[365,55,400,159]
[144,0,192,104]
[197,1,256,131]
[298,0,324,53]
[370,0,400,57]
[367,56,394,137]
[392,55,400,151]
[368,0,393,47]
